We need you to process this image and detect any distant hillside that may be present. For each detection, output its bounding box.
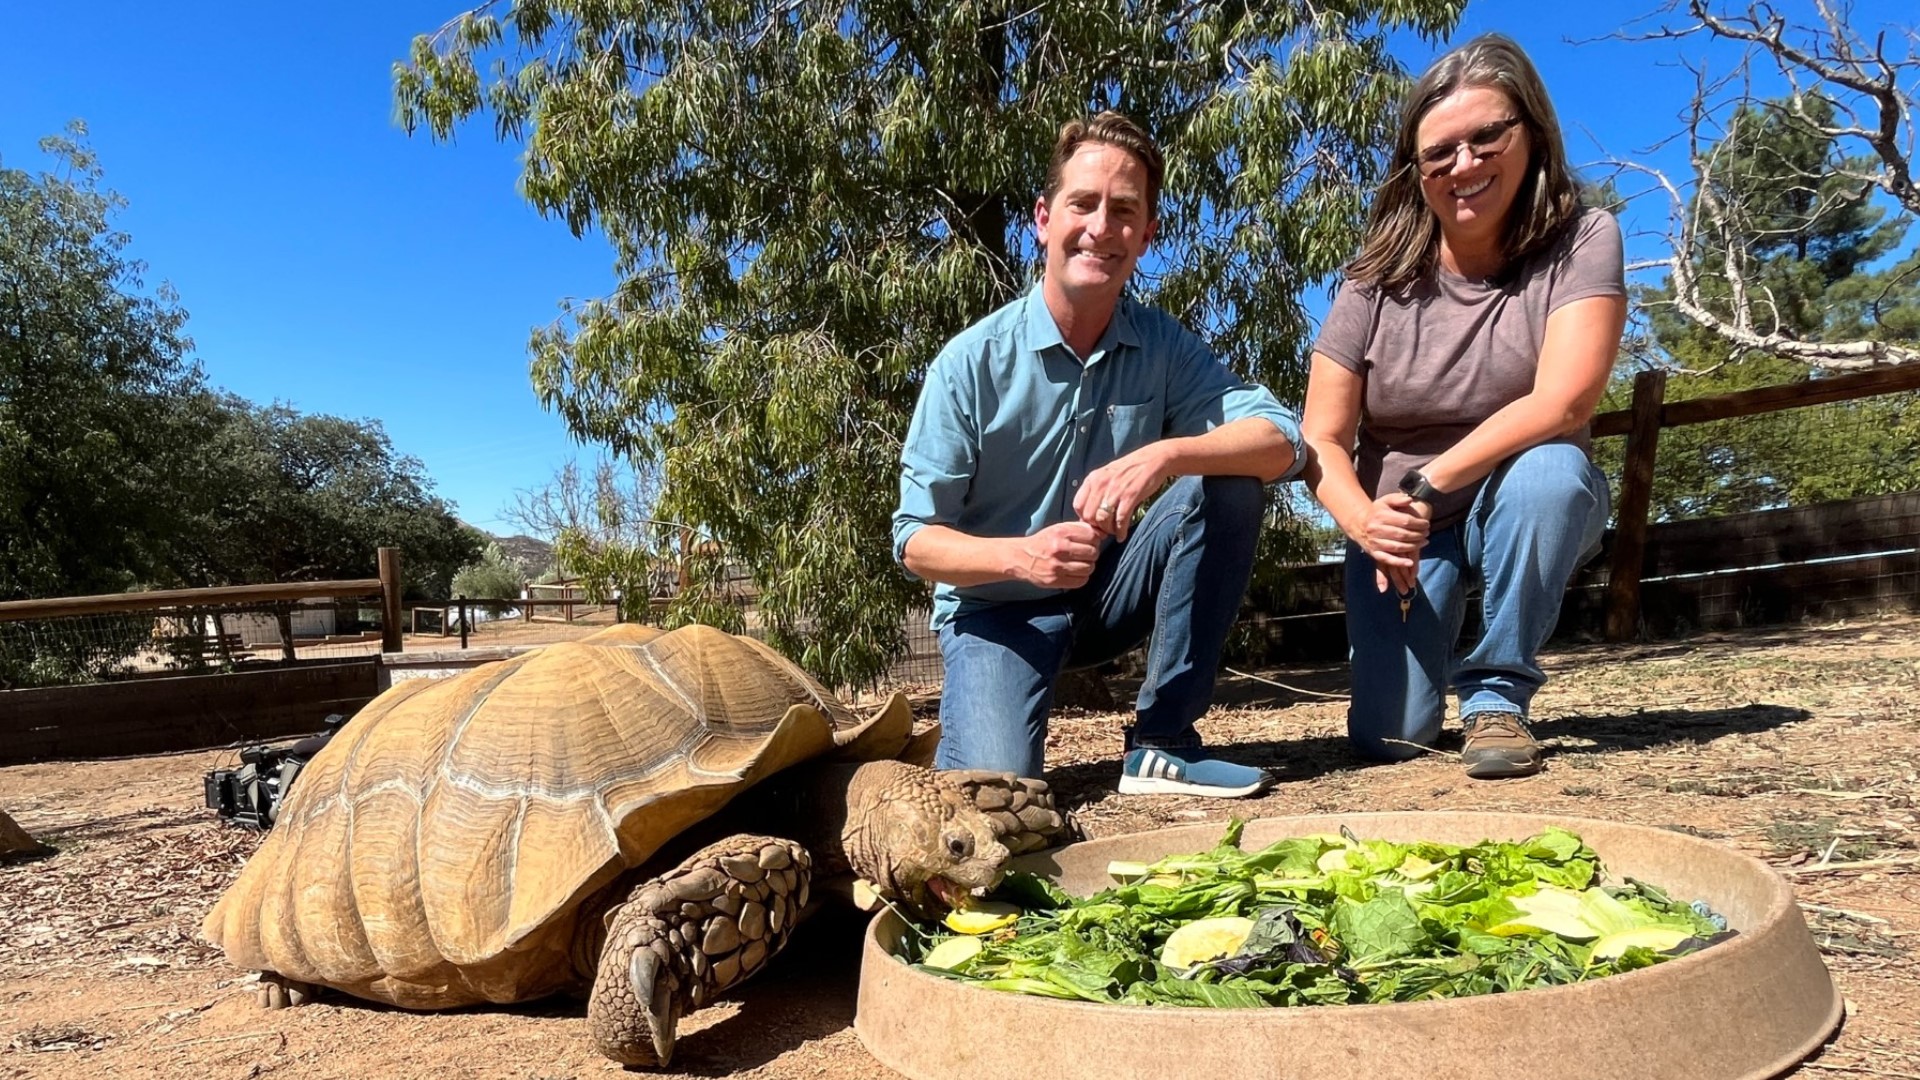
[489,533,555,576]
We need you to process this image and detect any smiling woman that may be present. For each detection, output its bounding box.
[1299,34,1629,781]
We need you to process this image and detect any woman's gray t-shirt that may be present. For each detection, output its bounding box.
[1312,208,1626,529]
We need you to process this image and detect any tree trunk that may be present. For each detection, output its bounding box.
[0,810,47,858]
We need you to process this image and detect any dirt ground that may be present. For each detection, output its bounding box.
[3,613,1916,1079]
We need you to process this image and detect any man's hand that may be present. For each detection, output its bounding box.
[1016,521,1105,589]
[1074,444,1173,542]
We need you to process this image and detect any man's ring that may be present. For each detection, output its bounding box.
[1098,502,1115,515]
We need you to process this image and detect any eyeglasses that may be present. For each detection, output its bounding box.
[1414,116,1524,179]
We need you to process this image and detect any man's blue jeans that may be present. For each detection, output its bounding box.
[1344,442,1609,761]
[933,475,1265,776]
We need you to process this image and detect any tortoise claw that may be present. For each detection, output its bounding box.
[254,972,316,1009]
[588,835,811,1066]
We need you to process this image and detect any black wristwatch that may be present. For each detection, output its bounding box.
[1398,468,1444,504]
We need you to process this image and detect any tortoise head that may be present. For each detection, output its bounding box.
[842,761,1009,917]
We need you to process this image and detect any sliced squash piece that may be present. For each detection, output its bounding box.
[1485,887,1600,941]
[1578,887,1653,937]
[1396,854,1444,881]
[1316,849,1356,874]
[1590,925,1696,960]
[923,935,986,970]
[944,901,1021,935]
[1158,916,1257,969]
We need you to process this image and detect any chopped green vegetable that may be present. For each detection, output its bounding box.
[1486,887,1599,940]
[899,823,1733,1008]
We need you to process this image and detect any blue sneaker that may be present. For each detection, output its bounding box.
[1118,747,1272,798]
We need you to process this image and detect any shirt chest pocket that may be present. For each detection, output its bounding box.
[1104,401,1163,460]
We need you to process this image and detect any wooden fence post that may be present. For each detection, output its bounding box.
[378,547,404,654]
[1604,370,1668,642]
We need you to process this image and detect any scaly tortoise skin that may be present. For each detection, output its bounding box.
[201,623,1066,1065]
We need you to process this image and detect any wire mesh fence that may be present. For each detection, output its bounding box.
[863,613,943,695]
[0,598,387,691]
[1590,387,1920,625]
[1595,390,1920,526]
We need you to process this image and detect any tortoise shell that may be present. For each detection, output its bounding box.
[201,623,912,1008]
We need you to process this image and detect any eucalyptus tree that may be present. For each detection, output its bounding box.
[395,0,1463,684]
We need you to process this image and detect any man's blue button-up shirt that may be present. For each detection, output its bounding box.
[893,287,1306,629]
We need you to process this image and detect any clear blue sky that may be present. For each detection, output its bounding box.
[4,1,1907,533]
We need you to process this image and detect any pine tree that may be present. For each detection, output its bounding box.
[1609,99,1920,520]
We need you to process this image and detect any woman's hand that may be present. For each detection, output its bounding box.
[1347,492,1431,594]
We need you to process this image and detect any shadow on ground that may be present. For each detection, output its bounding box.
[1041,666,1815,813]
[264,906,871,1077]
[1541,703,1814,756]
[660,907,869,1076]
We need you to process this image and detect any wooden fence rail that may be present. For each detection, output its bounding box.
[0,549,405,653]
[0,579,383,622]
[1591,364,1920,641]
[0,550,413,763]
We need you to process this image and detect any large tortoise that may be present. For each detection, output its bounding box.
[203,623,1064,1065]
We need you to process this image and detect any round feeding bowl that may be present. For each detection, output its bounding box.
[856,812,1840,1080]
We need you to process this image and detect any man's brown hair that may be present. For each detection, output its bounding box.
[1041,111,1165,219]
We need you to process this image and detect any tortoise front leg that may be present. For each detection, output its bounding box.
[587,834,811,1066]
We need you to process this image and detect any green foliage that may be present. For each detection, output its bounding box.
[508,458,695,623]
[163,394,484,599]
[1620,98,1920,519]
[396,0,1464,684]
[452,542,527,600]
[1596,356,1920,521]
[0,126,205,599]
[0,615,153,690]
[1,130,481,603]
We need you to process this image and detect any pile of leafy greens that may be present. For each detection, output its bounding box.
[901,822,1734,1007]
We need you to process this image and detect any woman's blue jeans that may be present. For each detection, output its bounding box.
[1344,442,1609,761]
[933,475,1265,776]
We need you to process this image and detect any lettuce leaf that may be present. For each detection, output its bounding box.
[907,824,1731,1008]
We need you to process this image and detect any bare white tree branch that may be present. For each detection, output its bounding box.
[1606,1,1919,371]
[1684,0,1918,214]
